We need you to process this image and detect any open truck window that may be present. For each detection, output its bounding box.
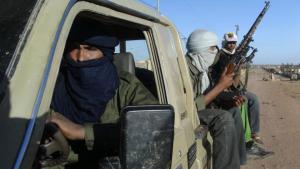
[65,12,161,99]
[34,13,166,168]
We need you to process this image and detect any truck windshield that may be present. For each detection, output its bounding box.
[0,0,38,77]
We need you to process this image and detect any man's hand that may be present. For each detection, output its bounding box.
[47,112,85,140]
[233,95,245,107]
[204,67,235,106]
[217,67,234,90]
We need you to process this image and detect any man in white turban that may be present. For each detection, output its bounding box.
[186,29,247,169]
[211,32,273,158]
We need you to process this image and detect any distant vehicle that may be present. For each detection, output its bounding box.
[290,73,298,81]
[274,69,282,74]
[0,0,210,169]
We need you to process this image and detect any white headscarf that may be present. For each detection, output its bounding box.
[221,32,238,54]
[221,47,236,55]
[186,29,218,93]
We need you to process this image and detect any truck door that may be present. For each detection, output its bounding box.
[152,24,209,169]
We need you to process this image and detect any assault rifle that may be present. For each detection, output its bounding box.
[215,1,271,107]
[226,1,270,75]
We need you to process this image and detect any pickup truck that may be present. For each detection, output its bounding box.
[0,0,210,168]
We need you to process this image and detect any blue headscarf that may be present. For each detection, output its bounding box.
[51,20,120,124]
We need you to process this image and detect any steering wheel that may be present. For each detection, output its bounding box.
[37,123,70,167]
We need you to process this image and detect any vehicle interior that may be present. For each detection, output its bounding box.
[77,12,159,98]
[34,12,174,169]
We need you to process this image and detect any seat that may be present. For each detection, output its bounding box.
[113,52,158,98]
[135,67,158,98]
[113,52,136,74]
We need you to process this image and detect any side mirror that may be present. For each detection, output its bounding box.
[120,105,174,169]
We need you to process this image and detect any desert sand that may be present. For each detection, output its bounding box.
[242,68,300,169]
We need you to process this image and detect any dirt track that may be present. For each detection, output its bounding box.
[242,69,300,169]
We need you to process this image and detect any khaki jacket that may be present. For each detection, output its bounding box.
[84,71,158,150]
[185,54,205,111]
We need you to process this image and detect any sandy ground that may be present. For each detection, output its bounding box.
[242,69,300,169]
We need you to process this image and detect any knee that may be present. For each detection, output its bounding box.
[212,111,236,135]
[226,108,243,127]
[228,107,241,119]
[217,111,235,126]
[246,92,259,104]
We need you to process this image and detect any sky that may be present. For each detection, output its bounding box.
[139,0,300,65]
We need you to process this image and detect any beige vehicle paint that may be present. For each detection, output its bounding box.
[0,0,210,168]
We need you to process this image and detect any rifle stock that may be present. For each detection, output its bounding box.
[226,63,235,75]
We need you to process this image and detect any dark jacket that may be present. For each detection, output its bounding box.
[210,49,246,109]
[210,49,234,86]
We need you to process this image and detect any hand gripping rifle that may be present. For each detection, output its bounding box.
[217,1,270,106]
[226,1,270,75]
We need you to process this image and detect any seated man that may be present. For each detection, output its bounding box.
[48,19,158,168]
[185,29,247,169]
[212,32,263,142]
[211,32,273,159]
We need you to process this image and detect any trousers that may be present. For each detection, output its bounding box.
[245,91,260,134]
[198,107,246,169]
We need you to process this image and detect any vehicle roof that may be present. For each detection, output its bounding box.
[84,0,170,26]
[0,0,174,78]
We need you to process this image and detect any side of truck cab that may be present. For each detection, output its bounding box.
[0,0,210,168]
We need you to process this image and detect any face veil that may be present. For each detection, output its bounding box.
[186,29,219,93]
[51,55,119,124]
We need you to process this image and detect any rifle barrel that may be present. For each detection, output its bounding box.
[237,1,270,53]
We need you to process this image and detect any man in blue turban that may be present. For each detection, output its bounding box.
[49,18,157,168]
